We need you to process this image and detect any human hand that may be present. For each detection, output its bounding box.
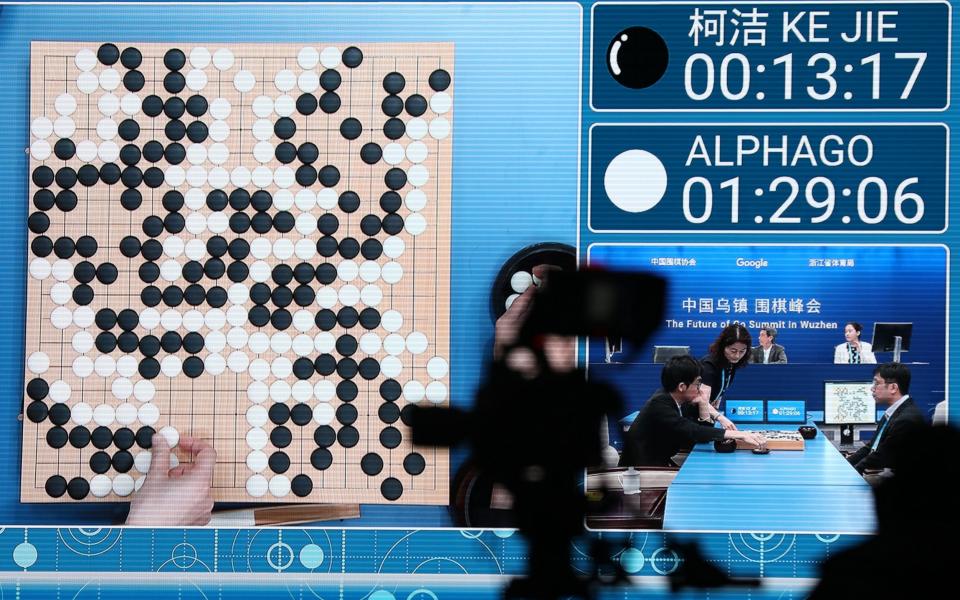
[729,431,767,448]
[716,415,738,431]
[126,434,217,526]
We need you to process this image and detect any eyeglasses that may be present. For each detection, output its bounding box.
[871,379,894,388]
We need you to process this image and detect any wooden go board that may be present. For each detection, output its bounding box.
[22,41,453,504]
[734,431,805,451]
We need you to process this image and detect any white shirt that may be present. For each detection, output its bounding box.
[762,346,772,364]
[883,394,910,420]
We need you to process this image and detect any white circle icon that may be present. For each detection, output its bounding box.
[603,149,668,213]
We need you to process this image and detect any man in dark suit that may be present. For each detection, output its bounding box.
[847,362,926,474]
[749,327,787,364]
[619,356,766,467]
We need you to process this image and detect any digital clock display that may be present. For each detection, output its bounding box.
[589,123,948,232]
[591,1,950,110]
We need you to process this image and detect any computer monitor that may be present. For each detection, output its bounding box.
[652,345,690,363]
[725,400,765,423]
[823,381,877,425]
[766,400,807,424]
[871,322,913,352]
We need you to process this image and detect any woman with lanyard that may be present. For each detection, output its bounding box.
[834,321,877,364]
[697,324,752,430]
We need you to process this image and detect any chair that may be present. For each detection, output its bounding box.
[584,466,679,529]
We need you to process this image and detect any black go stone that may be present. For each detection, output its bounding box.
[228,238,250,260]
[230,189,252,210]
[317,236,338,258]
[383,118,405,140]
[336,403,358,426]
[294,262,315,284]
[249,306,270,327]
[164,96,186,119]
[337,425,359,448]
[383,72,405,94]
[69,426,91,448]
[293,357,314,379]
[119,119,141,141]
[56,167,78,189]
[189,285,212,307]
[67,477,90,500]
[123,70,145,92]
[139,262,160,283]
[429,69,451,91]
[117,332,139,353]
[311,447,333,470]
[275,142,297,164]
[338,191,360,213]
[361,239,382,260]
[298,142,319,164]
[358,357,380,380]
[228,261,249,282]
[31,236,53,258]
[337,307,359,328]
[163,190,185,211]
[187,121,208,143]
[379,402,400,424]
[405,94,428,116]
[120,189,142,211]
[97,262,118,285]
[113,450,134,473]
[271,426,292,448]
[95,332,117,352]
[139,334,160,356]
[360,214,381,235]
[46,426,68,448]
[32,166,54,188]
[380,379,402,401]
[272,264,294,285]
[291,474,313,497]
[143,167,165,188]
[99,162,122,184]
[251,190,272,211]
[380,426,402,449]
[34,189,55,211]
[339,118,362,140]
[320,69,341,91]
[382,213,404,235]
[76,235,98,257]
[162,285,183,307]
[206,286,227,308]
[46,475,67,498]
[186,94,208,117]
[314,353,336,376]
[72,284,94,305]
[319,91,341,113]
[206,190,228,210]
[361,452,383,476]
[117,309,138,330]
[269,403,290,425]
[143,140,164,162]
[337,380,358,402]
[49,403,70,426]
[296,165,317,186]
[139,358,160,379]
[95,309,117,330]
[26,401,48,423]
[404,453,426,475]
[269,451,290,474]
[271,286,292,308]
[343,46,363,68]
[318,165,340,187]
[114,427,135,450]
[205,257,226,279]
[142,95,164,117]
[318,213,339,235]
[92,426,113,449]
[385,168,407,190]
[314,425,336,448]
[161,331,183,353]
[381,95,403,117]
[165,120,186,141]
[165,143,186,164]
[120,166,142,187]
[291,403,312,426]
[136,426,156,448]
[271,309,292,330]
[250,283,271,305]
[315,264,337,285]
[273,211,293,233]
[141,286,162,307]
[164,212,185,233]
[230,212,251,233]
[183,260,203,282]
[183,356,204,378]
[360,142,382,165]
[90,451,111,473]
[337,358,358,380]
[336,334,357,356]
[274,117,296,139]
[164,48,187,71]
[28,212,50,234]
[400,404,417,427]
[54,138,76,160]
[78,165,99,187]
[54,236,76,259]
[183,331,204,353]
[293,285,314,307]
[98,43,120,65]
[142,239,163,260]
[296,93,317,115]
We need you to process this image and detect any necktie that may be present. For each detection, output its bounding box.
[871,414,890,450]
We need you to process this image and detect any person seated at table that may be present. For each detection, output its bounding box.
[834,321,877,364]
[847,362,926,475]
[697,323,751,429]
[749,326,787,364]
[619,355,767,467]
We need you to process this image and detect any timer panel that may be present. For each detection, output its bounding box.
[591,1,950,111]
[589,123,947,233]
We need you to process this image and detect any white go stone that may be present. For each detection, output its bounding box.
[294,189,315,210]
[251,237,272,259]
[275,70,296,92]
[231,166,251,187]
[96,118,118,141]
[27,352,49,374]
[359,333,381,354]
[383,143,404,165]
[159,425,180,448]
[120,94,141,115]
[165,165,186,187]
[252,95,273,117]
[210,97,231,119]
[430,117,451,139]
[359,261,381,283]
[316,287,337,309]
[209,122,230,143]
[382,310,403,332]
[31,116,53,138]
[208,212,229,234]
[382,261,404,284]
[383,334,405,355]
[408,164,429,187]
[206,353,226,375]
[250,260,271,282]
[316,188,337,209]
[404,380,425,403]
[184,239,206,262]
[117,356,137,378]
[298,70,320,92]
[246,427,268,450]
[320,46,342,68]
[292,380,313,403]
[140,308,161,330]
[383,236,405,259]
[72,356,93,378]
[73,306,94,328]
[248,380,269,403]
[381,356,403,378]
[111,378,133,400]
[274,166,295,188]
[50,285,73,306]
[360,284,383,307]
[227,305,248,327]
[234,70,256,92]
[186,143,207,165]
[314,332,335,353]
[77,71,99,94]
[253,141,274,163]
[30,140,51,160]
[406,189,427,211]
[407,331,429,354]
[339,285,360,306]
[247,450,268,472]
[94,355,116,377]
[161,355,182,377]
[246,405,268,428]
[71,403,93,425]
[247,474,269,497]
[138,403,160,426]
[511,271,533,293]
[90,475,112,498]
[29,258,51,280]
[134,380,156,402]
[55,116,76,138]
[293,310,314,332]
[116,403,137,425]
[270,380,291,402]
[249,358,270,381]
[296,213,317,235]
[427,356,449,379]
[228,327,249,350]
[135,451,153,474]
[75,48,97,71]
[55,93,77,116]
[76,140,98,162]
[405,214,428,235]
[52,259,72,281]
[271,357,293,379]
[163,235,185,258]
[213,47,235,70]
[160,260,181,282]
[190,46,212,68]
[293,334,314,356]
[252,166,273,187]
[270,332,292,354]
[406,141,428,163]
[313,402,335,424]
[298,46,320,69]
[185,188,206,210]
[269,475,291,498]
[252,119,273,141]
[50,306,72,328]
[98,93,120,116]
[314,381,335,402]
[183,310,204,332]
[186,69,208,91]
[248,331,270,354]
[99,68,121,91]
[208,167,230,188]
[338,260,359,282]
[430,92,452,113]
[94,403,116,426]
[205,310,227,332]
[188,166,208,188]
[406,118,428,140]
[273,238,294,260]
[273,189,295,210]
